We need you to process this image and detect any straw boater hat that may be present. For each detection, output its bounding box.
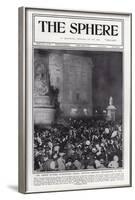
[86,140,90,145]
[92,148,97,153]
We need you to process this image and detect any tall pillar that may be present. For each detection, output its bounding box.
[62,54,94,117]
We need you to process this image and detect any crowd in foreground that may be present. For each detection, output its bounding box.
[34,119,123,171]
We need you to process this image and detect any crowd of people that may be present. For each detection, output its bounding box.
[34,118,123,171]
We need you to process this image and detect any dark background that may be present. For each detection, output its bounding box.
[92,51,122,117]
[35,49,123,117]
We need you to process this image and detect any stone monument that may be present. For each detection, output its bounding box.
[48,53,94,119]
[106,96,116,121]
[33,58,55,125]
[62,54,93,117]
[33,51,94,124]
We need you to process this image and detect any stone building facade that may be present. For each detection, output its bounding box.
[34,50,94,124]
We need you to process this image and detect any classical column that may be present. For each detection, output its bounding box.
[62,54,94,117]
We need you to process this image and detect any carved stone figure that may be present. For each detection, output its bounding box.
[106,96,116,121]
[109,96,113,106]
[34,63,49,96]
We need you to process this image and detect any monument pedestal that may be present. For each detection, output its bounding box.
[34,96,55,124]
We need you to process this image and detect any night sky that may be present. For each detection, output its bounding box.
[92,52,122,116]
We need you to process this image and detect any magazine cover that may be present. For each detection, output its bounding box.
[18,7,132,193]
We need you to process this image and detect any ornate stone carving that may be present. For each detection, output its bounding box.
[34,62,49,96]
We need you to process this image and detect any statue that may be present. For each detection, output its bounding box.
[34,79,49,96]
[106,96,116,121]
[34,63,50,96]
[34,61,59,108]
[33,56,56,125]
[109,96,113,106]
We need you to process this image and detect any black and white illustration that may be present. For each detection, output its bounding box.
[18,8,131,193]
[33,49,123,172]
